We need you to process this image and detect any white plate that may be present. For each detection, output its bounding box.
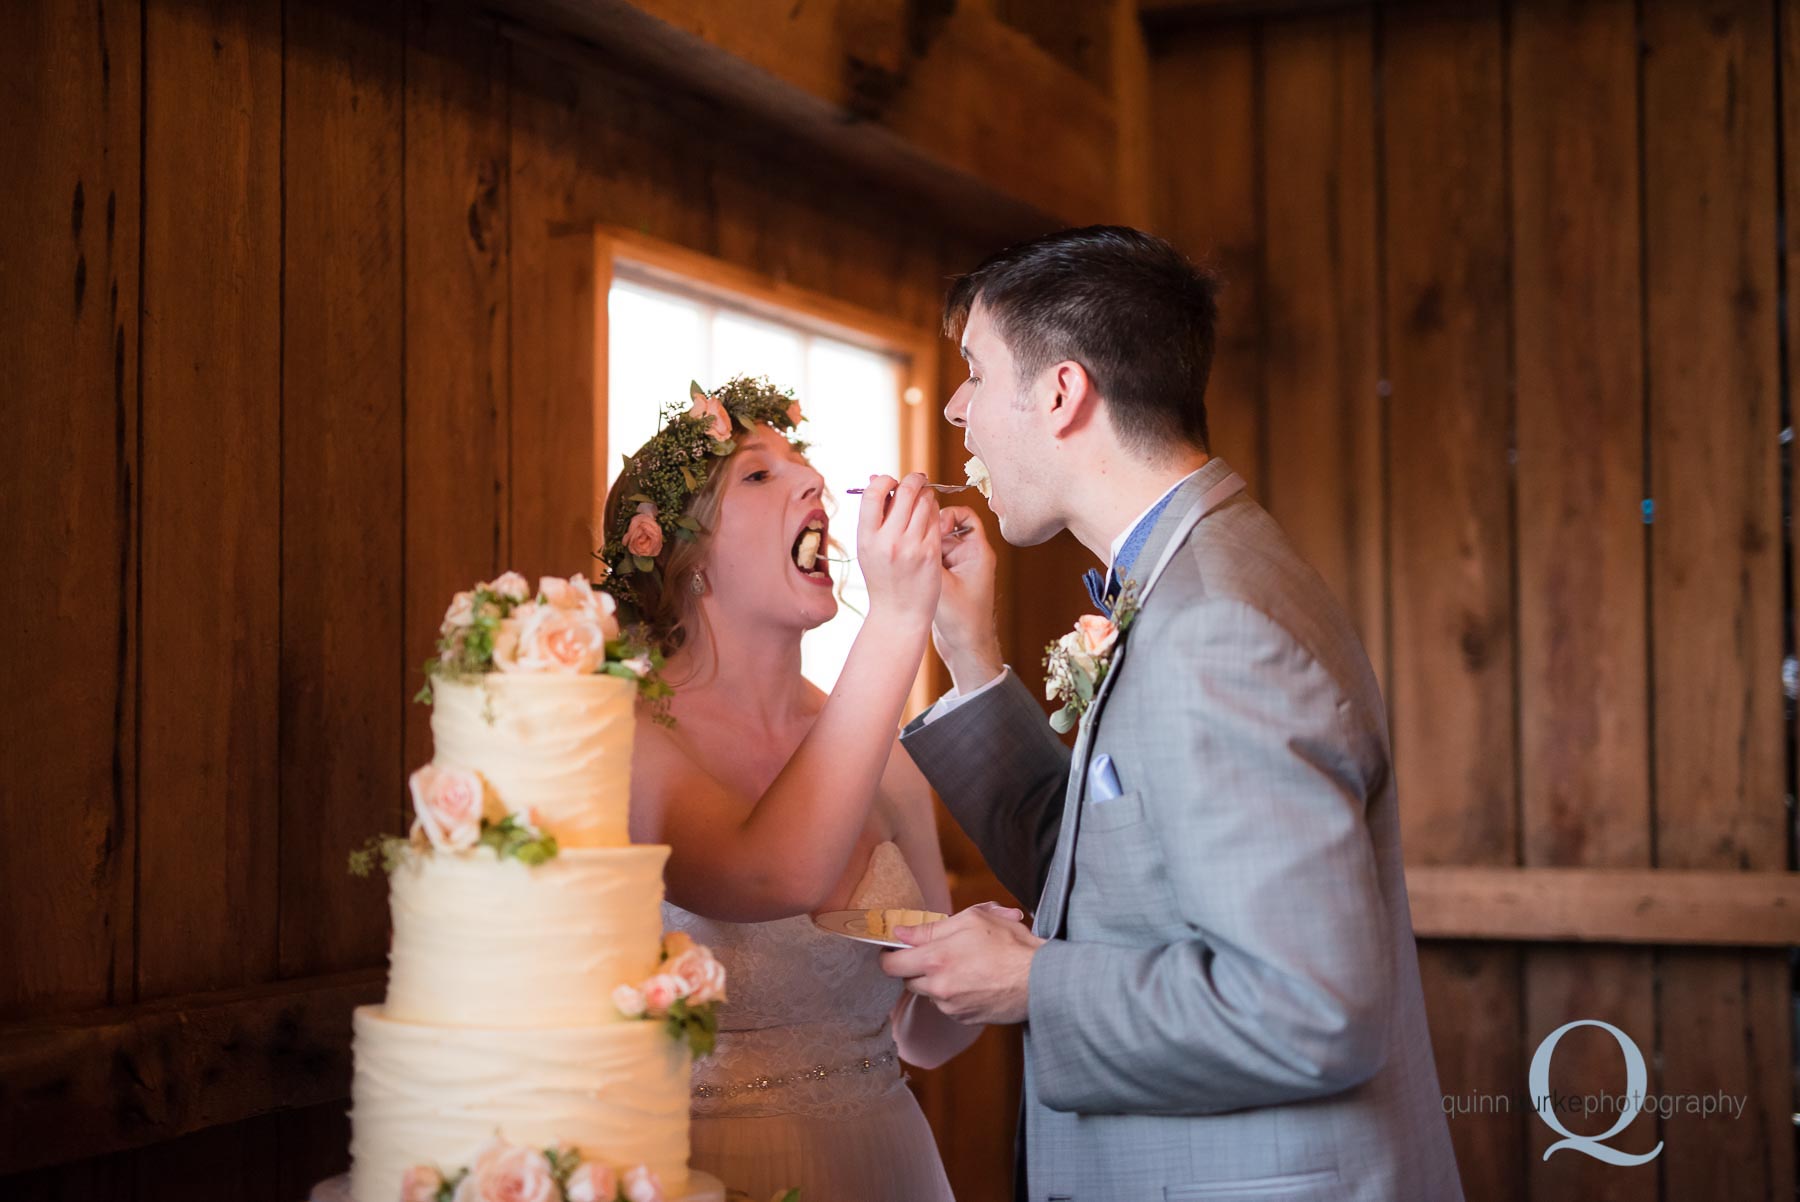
[813,909,910,949]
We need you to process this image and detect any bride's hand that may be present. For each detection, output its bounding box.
[857,473,943,626]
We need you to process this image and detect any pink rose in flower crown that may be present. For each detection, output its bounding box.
[484,572,532,602]
[564,1161,617,1202]
[688,390,733,442]
[401,1164,444,1202]
[639,973,690,1017]
[625,504,664,559]
[1074,613,1119,659]
[620,1165,666,1202]
[665,945,727,1006]
[409,764,486,851]
[785,399,803,426]
[452,1139,556,1202]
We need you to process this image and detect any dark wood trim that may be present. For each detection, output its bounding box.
[0,970,382,1175]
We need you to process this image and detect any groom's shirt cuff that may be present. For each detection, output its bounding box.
[920,666,1011,725]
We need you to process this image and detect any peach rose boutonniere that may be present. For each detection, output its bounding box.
[1044,582,1140,734]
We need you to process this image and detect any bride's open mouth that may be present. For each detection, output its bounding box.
[790,510,831,585]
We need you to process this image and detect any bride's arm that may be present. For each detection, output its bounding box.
[639,476,941,923]
[886,744,983,1070]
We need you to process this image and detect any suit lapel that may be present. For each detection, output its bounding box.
[1031,458,1246,939]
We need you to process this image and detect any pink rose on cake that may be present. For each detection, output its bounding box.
[620,1165,666,1202]
[401,1165,444,1202]
[639,973,689,1017]
[484,571,532,602]
[493,603,616,675]
[441,590,476,635]
[625,504,664,559]
[612,982,647,1019]
[661,931,697,960]
[409,764,488,851]
[452,1139,556,1202]
[564,1162,618,1202]
[665,944,728,1006]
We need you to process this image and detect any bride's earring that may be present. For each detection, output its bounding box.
[690,571,707,595]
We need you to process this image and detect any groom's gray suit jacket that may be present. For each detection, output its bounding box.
[901,458,1463,1202]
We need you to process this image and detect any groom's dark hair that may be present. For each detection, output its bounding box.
[943,225,1220,456]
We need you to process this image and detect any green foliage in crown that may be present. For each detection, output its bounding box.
[597,376,807,615]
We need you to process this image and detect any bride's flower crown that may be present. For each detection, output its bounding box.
[596,375,807,614]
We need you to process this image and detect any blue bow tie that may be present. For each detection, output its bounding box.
[1081,488,1178,616]
[1082,567,1119,616]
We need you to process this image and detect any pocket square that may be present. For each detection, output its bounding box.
[1089,753,1124,802]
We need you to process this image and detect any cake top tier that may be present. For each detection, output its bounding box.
[426,673,635,849]
[405,572,666,854]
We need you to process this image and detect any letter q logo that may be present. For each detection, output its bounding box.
[1528,1020,1664,1166]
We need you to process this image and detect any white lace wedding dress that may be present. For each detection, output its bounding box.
[663,841,957,1202]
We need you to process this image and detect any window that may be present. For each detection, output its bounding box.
[599,239,935,700]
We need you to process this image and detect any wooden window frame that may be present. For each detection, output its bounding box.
[593,227,942,713]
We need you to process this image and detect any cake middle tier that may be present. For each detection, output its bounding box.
[386,844,671,1027]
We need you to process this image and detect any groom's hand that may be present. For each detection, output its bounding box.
[933,506,1004,694]
[879,901,1043,1025]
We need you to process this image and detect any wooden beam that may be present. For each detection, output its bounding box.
[1139,0,1374,26]
[477,0,1116,238]
[0,969,382,1175]
[1407,868,1800,947]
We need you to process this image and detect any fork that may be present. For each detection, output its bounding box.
[844,482,973,495]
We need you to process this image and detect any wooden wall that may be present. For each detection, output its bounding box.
[1148,2,1795,1200]
[1,0,1023,1197]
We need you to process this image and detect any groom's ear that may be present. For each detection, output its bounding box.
[1045,359,1101,438]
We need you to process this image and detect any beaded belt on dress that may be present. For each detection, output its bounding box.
[691,1048,899,1100]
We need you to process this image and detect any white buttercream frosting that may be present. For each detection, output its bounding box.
[385,845,670,1028]
[349,1006,691,1202]
[429,672,634,848]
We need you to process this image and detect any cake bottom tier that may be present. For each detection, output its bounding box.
[349,1006,692,1202]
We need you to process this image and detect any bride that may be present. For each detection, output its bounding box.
[599,380,981,1201]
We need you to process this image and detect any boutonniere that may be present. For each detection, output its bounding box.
[1043,583,1140,733]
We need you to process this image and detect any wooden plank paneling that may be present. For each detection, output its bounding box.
[1150,23,1266,492]
[1644,1,1793,1197]
[1261,7,1385,691]
[1407,867,1800,946]
[0,0,141,1021]
[0,970,380,1174]
[279,0,406,979]
[138,0,283,1000]
[1379,5,1524,1196]
[402,0,511,779]
[507,46,601,579]
[133,1116,281,1202]
[1509,0,1659,1193]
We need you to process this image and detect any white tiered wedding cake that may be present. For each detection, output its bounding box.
[341,572,726,1202]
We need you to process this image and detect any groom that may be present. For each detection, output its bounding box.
[881,227,1462,1201]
